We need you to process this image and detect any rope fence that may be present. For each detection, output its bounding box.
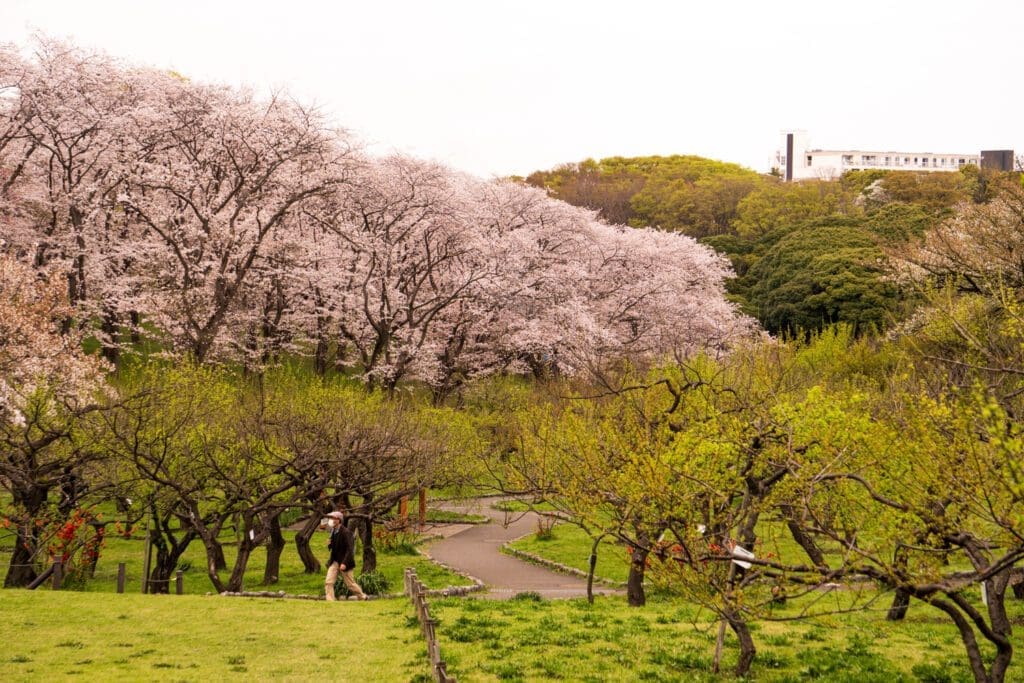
[9,561,185,594]
[405,567,457,683]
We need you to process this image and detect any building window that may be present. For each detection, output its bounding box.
[959,158,966,165]
[842,155,853,164]
[884,156,890,166]
[806,155,812,166]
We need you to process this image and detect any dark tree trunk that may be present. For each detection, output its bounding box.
[360,516,377,573]
[587,535,603,605]
[729,616,757,677]
[4,523,40,587]
[4,486,49,587]
[295,515,322,574]
[928,591,1012,683]
[149,537,194,594]
[626,545,647,607]
[263,513,286,585]
[314,335,330,376]
[224,539,255,593]
[211,539,227,571]
[986,575,1014,683]
[887,589,911,621]
[200,533,227,593]
[100,309,120,365]
[129,310,141,345]
[148,511,196,594]
[781,503,827,568]
[887,550,911,620]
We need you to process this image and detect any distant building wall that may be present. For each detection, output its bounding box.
[776,132,996,181]
[980,150,1015,171]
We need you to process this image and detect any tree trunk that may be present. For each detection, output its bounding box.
[587,535,602,605]
[729,615,757,677]
[986,575,1014,683]
[4,522,39,587]
[263,513,286,585]
[887,550,911,620]
[360,517,377,574]
[200,534,227,593]
[626,545,647,607]
[100,309,120,365]
[887,589,911,621]
[211,538,227,571]
[4,486,48,587]
[149,520,196,595]
[224,540,254,593]
[781,503,827,568]
[929,595,1002,683]
[295,515,321,574]
[129,310,141,345]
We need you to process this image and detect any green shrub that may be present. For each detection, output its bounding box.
[336,570,390,597]
[357,571,390,595]
[511,591,544,602]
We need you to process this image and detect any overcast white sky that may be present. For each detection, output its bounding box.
[2,0,1020,177]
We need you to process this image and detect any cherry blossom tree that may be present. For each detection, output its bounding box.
[2,34,753,384]
[303,155,489,388]
[0,254,109,586]
[115,80,355,363]
[0,38,158,362]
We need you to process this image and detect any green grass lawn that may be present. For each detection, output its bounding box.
[424,509,490,524]
[507,523,630,584]
[429,592,993,682]
[0,589,429,682]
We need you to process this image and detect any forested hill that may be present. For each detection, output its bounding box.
[524,155,760,238]
[525,154,1014,336]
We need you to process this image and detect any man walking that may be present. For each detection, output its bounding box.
[324,511,368,601]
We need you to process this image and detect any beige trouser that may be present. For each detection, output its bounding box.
[325,562,366,600]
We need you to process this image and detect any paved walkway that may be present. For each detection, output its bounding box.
[423,498,620,600]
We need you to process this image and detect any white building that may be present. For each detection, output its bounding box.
[776,131,981,181]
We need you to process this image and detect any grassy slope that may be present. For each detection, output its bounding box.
[503,520,1022,682]
[0,590,428,682]
[430,594,984,682]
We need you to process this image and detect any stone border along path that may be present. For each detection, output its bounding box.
[422,498,623,600]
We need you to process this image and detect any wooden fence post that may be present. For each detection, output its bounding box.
[51,560,63,590]
[175,570,184,595]
[141,525,153,594]
[418,489,427,530]
[116,563,126,593]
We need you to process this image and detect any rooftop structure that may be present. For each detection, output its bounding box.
[776,132,1013,181]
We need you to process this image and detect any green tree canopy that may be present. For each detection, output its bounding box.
[732,180,859,239]
[742,219,899,336]
[526,155,763,238]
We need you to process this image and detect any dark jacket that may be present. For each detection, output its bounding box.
[327,524,357,570]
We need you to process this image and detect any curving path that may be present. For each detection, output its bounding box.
[424,498,620,600]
